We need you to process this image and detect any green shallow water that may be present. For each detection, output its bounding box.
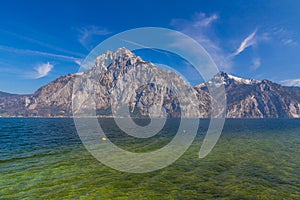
[0,118,299,199]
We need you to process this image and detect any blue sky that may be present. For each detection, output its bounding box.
[1,0,300,94]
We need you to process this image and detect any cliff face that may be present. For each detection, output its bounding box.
[25,75,75,117]
[196,72,300,118]
[0,48,300,118]
[225,81,300,118]
[71,48,202,118]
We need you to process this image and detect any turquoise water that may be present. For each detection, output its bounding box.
[0,118,299,199]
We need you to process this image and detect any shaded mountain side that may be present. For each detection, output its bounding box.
[0,48,300,118]
[196,72,300,118]
[0,92,29,116]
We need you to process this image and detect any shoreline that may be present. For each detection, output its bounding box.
[0,116,299,119]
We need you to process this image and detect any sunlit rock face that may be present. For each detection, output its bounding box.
[72,47,202,118]
[197,72,300,118]
[1,48,300,118]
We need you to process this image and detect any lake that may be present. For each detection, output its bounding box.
[0,118,299,199]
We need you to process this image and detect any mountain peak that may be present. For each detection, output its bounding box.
[114,47,135,57]
[93,48,143,72]
[1,49,300,118]
[214,71,261,85]
[96,47,140,62]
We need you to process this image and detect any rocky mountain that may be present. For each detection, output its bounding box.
[73,48,204,118]
[0,48,299,118]
[0,92,29,116]
[196,72,300,118]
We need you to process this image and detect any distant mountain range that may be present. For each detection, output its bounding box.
[1,48,300,118]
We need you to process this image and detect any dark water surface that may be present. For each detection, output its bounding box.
[0,118,299,199]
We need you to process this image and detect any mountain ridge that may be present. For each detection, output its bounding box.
[1,48,299,118]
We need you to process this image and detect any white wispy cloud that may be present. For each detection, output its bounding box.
[171,12,218,29]
[282,38,297,46]
[0,29,85,57]
[233,29,257,56]
[271,27,297,46]
[0,45,82,64]
[281,79,300,87]
[171,12,232,70]
[191,12,218,27]
[77,26,111,49]
[250,57,261,70]
[31,62,54,79]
